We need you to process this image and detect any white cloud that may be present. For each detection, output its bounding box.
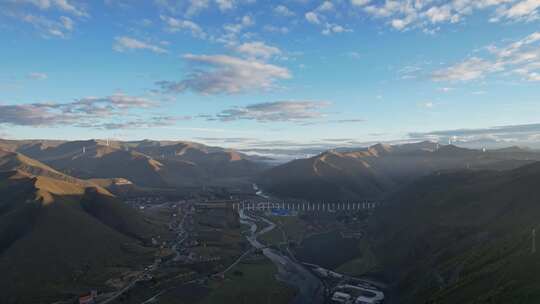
[0,93,160,128]
[356,0,538,32]
[214,101,331,122]
[160,15,207,39]
[187,0,210,15]
[241,15,254,26]
[489,31,540,57]
[495,0,540,21]
[4,0,88,38]
[113,36,168,54]
[223,15,254,34]
[305,11,321,24]
[218,14,255,44]
[391,18,411,30]
[433,31,540,82]
[50,0,87,16]
[364,1,404,18]
[410,122,540,149]
[27,72,48,80]
[305,3,352,35]
[9,0,88,17]
[274,5,295,16]
[322,23,353,35]
[350,0,371,6]
[432,57,501,81]
[154,0,208,16]
[216,0,234,11]
[398,65,423,79]
[318,1,335,11]
[156,54,291,94]
[424,5,457,23]
[18,14,75,38]
[235,41,282,59]
[59,15,73,30]
[525,71,540,80]
[155,0,257,16]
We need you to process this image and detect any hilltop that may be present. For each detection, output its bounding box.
[0,139,268,190]
[258,141,540,201]
[0,152,161,304]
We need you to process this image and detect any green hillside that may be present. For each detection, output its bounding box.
[0,154,163,303]
[369,162,540,304]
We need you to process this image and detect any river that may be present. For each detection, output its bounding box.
[238,209,325,304]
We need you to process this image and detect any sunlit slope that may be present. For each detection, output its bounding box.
[0,153,159,304]
[0,149,88,185]
[7,139,266,188]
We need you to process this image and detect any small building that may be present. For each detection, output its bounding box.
[331,291,352,303]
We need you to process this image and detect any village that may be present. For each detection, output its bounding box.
[71,192,384,304]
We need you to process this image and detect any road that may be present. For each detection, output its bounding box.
[98,269,151,304]
[171,211,189,262]
[137,205,262,304]
[97,203,186,304]
[216,247,254,276]
[253,183,271,199]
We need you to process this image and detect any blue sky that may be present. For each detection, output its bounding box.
[1,0,540,154]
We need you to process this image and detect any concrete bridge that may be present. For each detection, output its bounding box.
[232,201,379,212]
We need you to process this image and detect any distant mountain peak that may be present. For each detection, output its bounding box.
[493,146,530,153]
[368,143,393,156]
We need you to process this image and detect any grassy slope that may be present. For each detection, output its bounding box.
[197,261,295,304]
[334,238,379,276]
[295,230,363,269]
[259,216,310,245]
[369,163,540,304]
[0,171,161,304]
[259,151,391,201]
[258,144,540,202]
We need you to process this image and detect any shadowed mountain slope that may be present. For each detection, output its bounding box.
[258,142,540,201]
[369,162,540,303]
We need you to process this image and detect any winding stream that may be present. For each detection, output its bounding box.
[238,209,325,304]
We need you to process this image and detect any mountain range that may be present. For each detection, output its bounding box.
[258,142,540,201]
[2,138,540,303]
[0,139,268,190]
